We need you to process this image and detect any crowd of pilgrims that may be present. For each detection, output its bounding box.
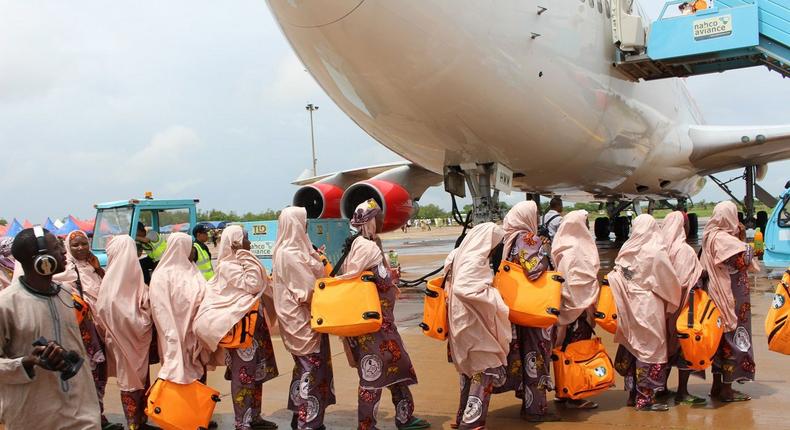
[0,199,758,430]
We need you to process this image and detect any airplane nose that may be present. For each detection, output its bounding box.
[267,0,364,28]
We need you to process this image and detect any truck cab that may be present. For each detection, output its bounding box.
[765,182,790,269]
[91,198,198,266]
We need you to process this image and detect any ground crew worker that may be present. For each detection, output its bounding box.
[135,221,167,284]
[190,223,214,280]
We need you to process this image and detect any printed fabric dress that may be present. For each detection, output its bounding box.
[494,231,555,417]
[225,306,280,430]
[712,246,756,383]
[346,262,419,430]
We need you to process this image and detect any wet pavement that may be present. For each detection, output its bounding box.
[97,226,788,429]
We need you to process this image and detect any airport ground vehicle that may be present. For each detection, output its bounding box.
[91,197,198,266]
[765,182,790,268]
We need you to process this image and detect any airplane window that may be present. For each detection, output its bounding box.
[589,0,594,7]
[605,0,611,18]
[598,0,603,13]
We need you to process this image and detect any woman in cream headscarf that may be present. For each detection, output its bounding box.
[444,222,510,429]
[149,233,209,385]
[341,199,429,430]
[0,237,15,290]
[95,235,154,430]
[702,201,758,402]
[551,210,601,410]
[609,214,682,411]
[495,201,560,422]
[660,211,707,405]
[272,207,335,430]
[53,230,122,430]
[194,225,279,430]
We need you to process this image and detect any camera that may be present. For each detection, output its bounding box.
[32,337,84,381]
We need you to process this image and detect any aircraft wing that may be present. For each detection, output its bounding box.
[689,124,790,175]
[291,161,412,185]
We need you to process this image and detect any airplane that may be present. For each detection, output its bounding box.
[266,0,790,241]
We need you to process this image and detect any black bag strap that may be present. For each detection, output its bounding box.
[329,234,360,278]
[560,322,575,352]
[73,265,85,300]
[542,214,561,228]
[686,285,696,329]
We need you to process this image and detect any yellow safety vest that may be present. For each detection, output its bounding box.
[147,236,168,262]
[194,243,214,280]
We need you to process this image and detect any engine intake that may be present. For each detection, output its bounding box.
[341,179,417,233]
[292,182,344,219]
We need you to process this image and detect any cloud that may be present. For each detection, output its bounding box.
[264,53,320,103]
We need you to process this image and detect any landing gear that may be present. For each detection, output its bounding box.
[445,163,504,225]
[594,201,633,241]
[709,165,778,227]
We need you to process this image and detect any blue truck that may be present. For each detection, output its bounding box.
[765,182,790,268]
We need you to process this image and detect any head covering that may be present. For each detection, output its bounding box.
[0,237,14,290]
[339,236,384,280]
[149,233,208,384]
[502,201,538,254]
[0,237,14,272]
[661,211,703,296]
[608,214,682,363]
[194,225,270,351]
[445,222,511,376]
[551,210,600,326]
[701,201,755,331]
[272,207,326,356]
[350,199,381,239]
[53,230,103,309]
[94,235,152,391]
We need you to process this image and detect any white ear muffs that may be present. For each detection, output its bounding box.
[33,226,58,276]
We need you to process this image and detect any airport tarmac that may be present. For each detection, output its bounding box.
[88,226,787,429]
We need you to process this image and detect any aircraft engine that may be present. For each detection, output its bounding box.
[292,181,344,219]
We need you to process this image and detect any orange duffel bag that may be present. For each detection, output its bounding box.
[676,285,724,370]
[145,378,221,430]
[493,261,563,328]
[420,276,448,341]
[219,301,259,349]
[593,277,618,334]
[766,270,790,355]
[311,271,383,337]
[552,336,615,400]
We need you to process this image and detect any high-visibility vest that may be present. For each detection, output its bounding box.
[193,243,214,280]
[147,236,168,262]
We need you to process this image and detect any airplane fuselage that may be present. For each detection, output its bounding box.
[268,0,708,200]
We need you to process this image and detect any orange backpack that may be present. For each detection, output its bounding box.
[311,271,383,337]
[593,277,618,334]
[765,270,790,355]
[552,336,615,400]
[420,276,448,341]
[219,301,259,349]
[145,379,220,430]
[675,285,724,370]
[493,261,563,328]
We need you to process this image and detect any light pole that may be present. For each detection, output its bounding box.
[306,103,319,176]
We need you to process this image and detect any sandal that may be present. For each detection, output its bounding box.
[251,417,279,429]
[656,389,676,399]
[400,417,431,429]
[526,413,562,422]
[636,403,670,412]
[675,394,707,405]
[719,391,751,403]
[563,399,598,410]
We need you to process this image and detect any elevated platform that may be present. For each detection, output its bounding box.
[614,0,790,81]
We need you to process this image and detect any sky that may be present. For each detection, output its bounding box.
[1,0,788,222]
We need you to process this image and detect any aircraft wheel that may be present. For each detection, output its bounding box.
[614,216,630,241]
[687,213,699,239]
[594,217,610,241]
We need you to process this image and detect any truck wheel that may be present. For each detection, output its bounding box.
[594,217,610,241]
[687,213,699,239]
[614,216,630,241]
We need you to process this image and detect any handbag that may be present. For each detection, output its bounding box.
[675,284,724,370]
[145,378,220,430]
[218,301,259,349]
[766,270,790,355]
[593,277,618,334]
[493,261,563,328]
[420,276,448,341]
[552,334,615,400]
